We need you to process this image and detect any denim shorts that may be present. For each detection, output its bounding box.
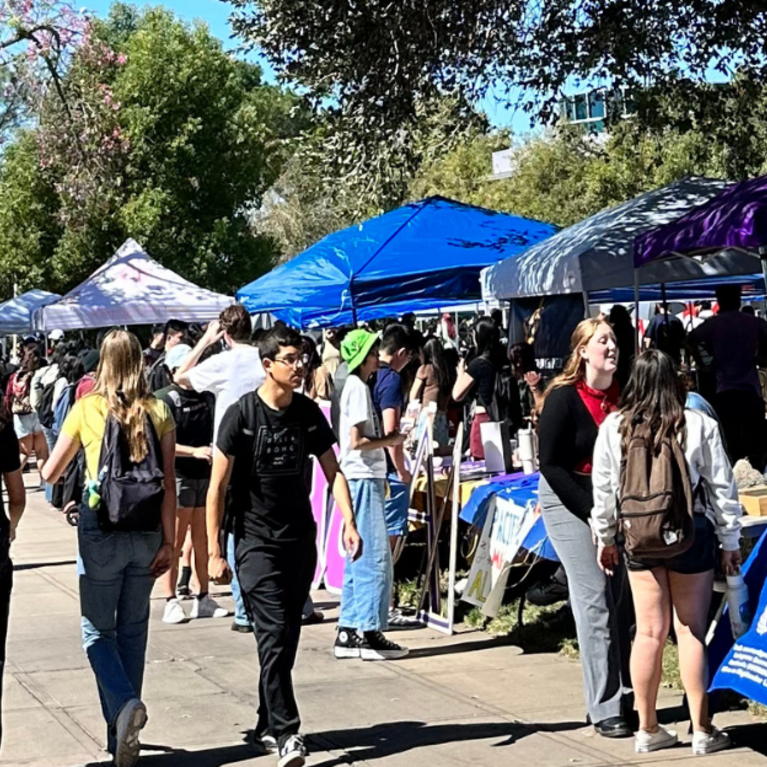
[626,514,717,574]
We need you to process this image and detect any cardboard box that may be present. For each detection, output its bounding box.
[739,485,767,517]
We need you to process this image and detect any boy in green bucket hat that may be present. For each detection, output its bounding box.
[334,329,410,660]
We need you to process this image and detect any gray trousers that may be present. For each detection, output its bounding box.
[539,476,633,724]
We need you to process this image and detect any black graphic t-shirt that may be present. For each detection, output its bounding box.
[217,391,336,541]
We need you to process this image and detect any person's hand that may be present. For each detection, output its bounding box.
[203,320,225,345]
[192,446,213,463]
[524,371,542,390]
[208,553,232,585]
[9,522,17,544]
[343,523,363,562]
[150,542,174,578]
[397,468,413,485]
[386,429,406,447]
[597,543,620,576]
[721,548,743,576]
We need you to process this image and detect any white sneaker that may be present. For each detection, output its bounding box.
[692,727,731,755]
[191,594,229,619]
[635,726,678,753]
[114,698,147,767]
[278,734,307,767]
[162,598,186,624]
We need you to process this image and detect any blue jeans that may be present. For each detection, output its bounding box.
[227,533,251,627]
[384,473,410,537]
[77,507,161,753]
[339,478,392,632]
[41,426,55,503]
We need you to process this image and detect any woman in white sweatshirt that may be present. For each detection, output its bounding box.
[592,350,742,756]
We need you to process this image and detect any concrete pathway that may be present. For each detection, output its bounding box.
[2,478,766,767]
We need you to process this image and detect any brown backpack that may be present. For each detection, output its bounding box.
[618,423,695,559]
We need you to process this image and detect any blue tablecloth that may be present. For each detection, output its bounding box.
[459,471,559,562]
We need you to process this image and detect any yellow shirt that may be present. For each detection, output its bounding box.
[62,394,175,480]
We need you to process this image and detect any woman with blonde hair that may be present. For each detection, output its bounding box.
[537,318,633,737]
[44,330,176,767]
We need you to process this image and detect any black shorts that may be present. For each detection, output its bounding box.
[626,515,717,574]
[176,477,210,509]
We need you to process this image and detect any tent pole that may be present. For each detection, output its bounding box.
[633,269,640,354]
[760,253,767,298]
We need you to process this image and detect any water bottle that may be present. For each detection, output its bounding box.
[726,572,752,640]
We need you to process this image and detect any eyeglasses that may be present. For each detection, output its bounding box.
[274,355,306,369]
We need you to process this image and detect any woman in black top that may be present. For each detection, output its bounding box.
[0,401,26,749]
[538,318,633,738]
[452,317,505,459]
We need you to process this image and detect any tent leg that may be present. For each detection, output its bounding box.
[633,269,640,354]
[760,256,767,297]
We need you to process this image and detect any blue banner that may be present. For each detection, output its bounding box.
[710,530,767,706]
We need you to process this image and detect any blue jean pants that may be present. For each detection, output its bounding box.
[41,426,55,503]
[77,507,161,753]
[227,533,251,627]
[339,478,392,632]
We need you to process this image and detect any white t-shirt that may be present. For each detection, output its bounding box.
[188,344,266,439]
[339,373,387,480]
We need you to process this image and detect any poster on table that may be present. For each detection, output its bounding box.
[462,494,538,617]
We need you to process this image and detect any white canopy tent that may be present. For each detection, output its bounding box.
[0,290,61,336]
[481,177,760,301]
[34,239,233,331]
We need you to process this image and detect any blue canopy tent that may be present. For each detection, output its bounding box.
[237,197,557,328]
[0,290,61,336]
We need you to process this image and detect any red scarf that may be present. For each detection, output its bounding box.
[574,379,620,474]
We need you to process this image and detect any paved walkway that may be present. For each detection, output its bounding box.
[3,478,767,767]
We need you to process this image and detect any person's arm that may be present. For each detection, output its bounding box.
[174,321,224,389]
[350,422,403,451]
[5,469,24,543]
[318,449,362,561]
[409,372,426,403]
[42,434,81,484]
[206,446,234,581]
[591,418,621,575]
[150,430,176,578]
[697,416,742,571]
[452,359,474,402]
[175,444,213,462]
[382,406,410,482]
[537,388,594,521]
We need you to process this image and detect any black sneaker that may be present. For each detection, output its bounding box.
[278,734,307,767]
[334,627,362,659]
[360,631,409,661]
[527,568,569,607]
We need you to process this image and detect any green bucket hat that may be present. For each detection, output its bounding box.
[341,329,379,373]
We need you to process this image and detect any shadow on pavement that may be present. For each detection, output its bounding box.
[727,722,767,756]
[308,718,586,765]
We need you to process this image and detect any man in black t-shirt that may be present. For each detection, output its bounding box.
[207,325,361,767]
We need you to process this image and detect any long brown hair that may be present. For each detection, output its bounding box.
[619,350,686,453]
[93,330,153,462]
[544,318,612,400]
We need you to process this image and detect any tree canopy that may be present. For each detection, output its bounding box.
[0,3,306,299]
[228,0,767,131]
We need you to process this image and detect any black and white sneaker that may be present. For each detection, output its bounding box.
[334,627,362,659]
[360,631,409,661]
[278,734,308,767]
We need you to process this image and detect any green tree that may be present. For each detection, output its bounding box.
[0,3,307,299]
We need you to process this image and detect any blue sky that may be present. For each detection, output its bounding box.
[83,0,536,134]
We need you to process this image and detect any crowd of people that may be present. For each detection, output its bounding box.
[0,284,762,765]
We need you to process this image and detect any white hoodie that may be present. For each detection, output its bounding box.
[591,408,742,552]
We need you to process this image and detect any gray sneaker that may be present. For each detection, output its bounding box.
[114,698,147,767]
[692,727,731,755]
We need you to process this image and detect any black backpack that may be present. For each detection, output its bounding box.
[95,413,165,531]
[488,364,523,433]
[37,381,57,430]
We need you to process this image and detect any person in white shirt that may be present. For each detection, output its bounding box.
[175,304,266,633]
[334,329,409,662]
[592,350,742,757]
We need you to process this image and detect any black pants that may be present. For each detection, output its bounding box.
[235,534,316,747]
[714,390,767,469]
[0,538,13,750]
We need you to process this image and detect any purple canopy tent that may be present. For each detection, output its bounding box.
[634,175,767,287]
